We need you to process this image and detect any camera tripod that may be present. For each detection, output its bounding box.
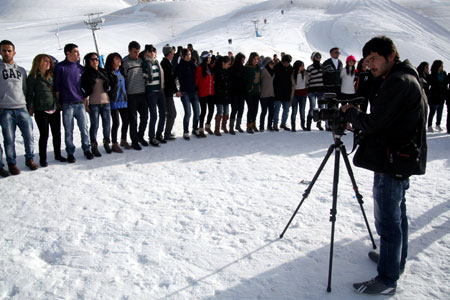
[279,130,377,292]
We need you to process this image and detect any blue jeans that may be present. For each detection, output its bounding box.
[146,90,166,139]
[89,103,111,143]
[373,173,409,287]
[0,108,34,165]
[308,92,324,116]
[216,104,229,115]
[62,103,90,155]
[428,104,444,126]
[181,92,200,133]
[274,100,290,126]
[0,144,4,168]
[291,95,307,126]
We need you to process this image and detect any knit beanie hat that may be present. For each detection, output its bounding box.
[346,55,356,63]
[262,57,273,67]
[311,51,322,61]
[162,44,172,56]
[201,51,211,58]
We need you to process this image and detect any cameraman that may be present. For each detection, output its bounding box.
[341,36,427,295]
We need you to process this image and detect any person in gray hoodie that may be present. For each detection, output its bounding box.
[259,57,275,131]
[0,40,38,175]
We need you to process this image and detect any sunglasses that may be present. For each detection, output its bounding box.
[90,58,99,62]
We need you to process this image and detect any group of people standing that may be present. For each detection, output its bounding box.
[0,38,447,177]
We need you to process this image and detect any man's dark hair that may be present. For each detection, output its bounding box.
[362,36,400,61]
[281,54,292,63]
[329,47,339,53]
[0,40,15,50]
[64,43,78,56]
[128,41,141,51]
[187,43,193,48]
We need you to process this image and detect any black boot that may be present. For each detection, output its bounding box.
[300,119,306,131]
[91,142,102,157]
[103,139,112,154]
[291,122,296,132]
[306,116,312,131]
[317,121,324,131]
[246,123,254,134]
[236,118,244,133]
[229,118,236,135]
[280,124,291,131]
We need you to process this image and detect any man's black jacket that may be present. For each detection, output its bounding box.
[345,59,427,177]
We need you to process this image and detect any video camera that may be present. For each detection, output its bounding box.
[313,93,365,123]
[312,93,365,135]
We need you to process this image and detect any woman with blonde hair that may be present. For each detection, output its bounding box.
[26,54,67,167]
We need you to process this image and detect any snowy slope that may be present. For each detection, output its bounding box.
[1,0,450,299]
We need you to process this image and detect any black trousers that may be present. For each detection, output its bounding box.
[246,94,260,123]
[111,108,129,143]
[199,95,215,128]
[164,95,177,138]
[127,93,148,143]
[230,95,245,120]
[260,97,274,128]
[34,110,62,162]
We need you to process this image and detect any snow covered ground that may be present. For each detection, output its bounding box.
[1,0,450,299]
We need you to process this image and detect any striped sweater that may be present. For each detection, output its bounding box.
[306,63,324,93]
[142,58,165,93]
[122,56,145,95]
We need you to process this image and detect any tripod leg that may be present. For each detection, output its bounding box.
[340,144,377,250]
[327,145,341,292]
[279,143,335,239]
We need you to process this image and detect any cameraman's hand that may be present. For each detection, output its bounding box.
[340,104,358,113]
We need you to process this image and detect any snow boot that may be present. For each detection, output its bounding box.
[120,139,131,149]
[215,114,222,136]
[103,139,112,154]
[199,128,207,138]
[221,114,229,133]
[247,123,254,134]
[252,122,259,132]
[91,142,102,157]
[112,142,123,153]
[205,123,214,135]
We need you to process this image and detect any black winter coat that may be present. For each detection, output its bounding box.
[161,57,178,97]
[345,60,427,178]
[273,63,293,102]
[230,53,246,96]
[81,67,111,98]
[214,68,232,105]
[175,59,196,94]
[322,58,343,93]
[105,68,118,102]
[428,72,448,105]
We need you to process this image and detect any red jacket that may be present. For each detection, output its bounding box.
[195,65,214,97]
